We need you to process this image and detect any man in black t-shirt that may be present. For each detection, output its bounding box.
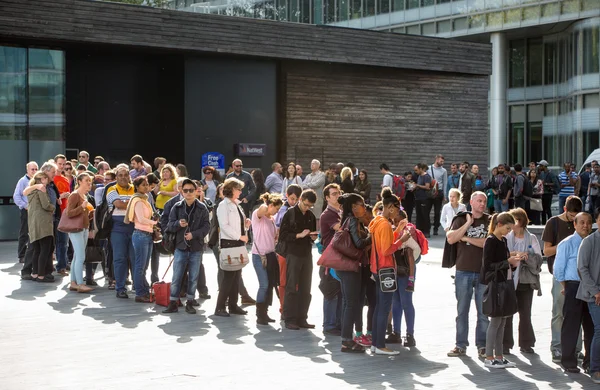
[542,195,582,362]
[413,163,432,238]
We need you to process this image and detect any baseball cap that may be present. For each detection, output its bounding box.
[537,160,549,166]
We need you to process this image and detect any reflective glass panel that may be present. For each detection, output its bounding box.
[510,39,525,88]
[0,46,26,141]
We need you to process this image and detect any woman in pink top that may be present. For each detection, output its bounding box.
[252,192,284,325]
[127,176,158,303]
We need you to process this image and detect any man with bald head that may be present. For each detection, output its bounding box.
[226,158,256,217]
[13,161,38,263]
[554,212,593,373]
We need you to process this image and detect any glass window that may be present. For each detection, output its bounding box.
[583,27,600,74]
[407,24,420,35]
[421,0,434,6]
[509,39,525,88]
[422,22,435,36]
[339,0,349,21]
[510,105,526,164]
[583,0,599,11]
[505,8,521,24]
[391,0,404,11]
[545,102,556,116]
[527,38,543,86]
[28,49,65,142]
[437,19,452,33]
[487,12,503,28]
[407,0,419,9]
[469,14,485,29]
[561,0,580,14]
[542,2,560,17]
[377,0,390,15]
[0,46,27,141]
[544,41,556,85]
[324,0,335,22]
[453,17,468,32]
[523,5,540,21]
[301,0,312,23]
[584,93,600,109]
[364,0,374,16]
[393,27,406,33]
[528,104,543,164]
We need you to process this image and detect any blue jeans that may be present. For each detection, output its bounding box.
[372,273,395,349]
[171,249,202,301]
[132,230,152,297]
[323,293,342,331]
[559,196,567,212]
[68,229,89,285]
[588,302,600,374]
[494,199,509,212]
[252,254,269,303]
[54,224,68,271]
[455,270,489,349]
[392,269,416,336]
[111,230,134,293]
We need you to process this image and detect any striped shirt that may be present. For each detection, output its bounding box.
[558,171,578,198]
[106,184,134,217]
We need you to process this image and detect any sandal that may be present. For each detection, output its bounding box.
[108,280,116,290]
[341,341,366,353]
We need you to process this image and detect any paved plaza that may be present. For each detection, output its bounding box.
[1,236,598,389]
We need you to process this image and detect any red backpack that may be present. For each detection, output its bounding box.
[388,173,406,200]
[407,223,429,255]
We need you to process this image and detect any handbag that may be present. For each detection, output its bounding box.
[373,233,397,292]
[275,206,296,257]
[482,269,518,317]
[331,219,364,259]
[150,255,175,307]
[393,247,411,277]
[316,243,360,272]
[219,245,249,271]
[85,241,106,264]
[57,209,85,233]
[529,197,543,212]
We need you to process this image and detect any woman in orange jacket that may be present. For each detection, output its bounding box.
[368,188,411,355]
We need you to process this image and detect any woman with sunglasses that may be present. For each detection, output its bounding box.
[201,166,221,203]
[368,187,411,355]
[126,175,157,303]
[64,161,76,192]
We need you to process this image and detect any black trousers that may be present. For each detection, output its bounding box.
[403,200,414,224]
[21,240,35,276]
[31,236,54,277]
[284,253,313,325]
[503,284,535,349]
[18,209,28,260]
[515,196,528,210]
[415,199,431,235]
[216,269,241,310]
[542,194,553,225]
[197,263,208,294]
[561,281,593,369]
[362,266,377,332]
[213,246,246,296]
[429,194,444,233]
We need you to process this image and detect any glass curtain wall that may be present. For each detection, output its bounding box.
[507,19,600,168]
[0,45,65,199]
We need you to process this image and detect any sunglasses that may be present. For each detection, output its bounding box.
[65,167,72,171]
[204,171,213,175]
[182,189,195,194]
[79,156,86,158]
[235,165,243,168]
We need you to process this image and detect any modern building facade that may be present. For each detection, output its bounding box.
[171,0,600,169]
[0,0,490,240]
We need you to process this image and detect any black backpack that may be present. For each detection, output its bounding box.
[94,181,117,240]
[521,174,533,198]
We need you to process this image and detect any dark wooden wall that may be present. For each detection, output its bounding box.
[282,62,489,199]
[0,0,491,76]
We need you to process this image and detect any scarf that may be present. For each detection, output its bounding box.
[124,193,150,225]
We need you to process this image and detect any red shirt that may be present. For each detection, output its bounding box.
[54,175,70,211]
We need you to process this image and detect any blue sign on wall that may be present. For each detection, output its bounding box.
[201,152,225,178]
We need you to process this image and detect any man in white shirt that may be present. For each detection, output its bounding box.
[380,163,394,189]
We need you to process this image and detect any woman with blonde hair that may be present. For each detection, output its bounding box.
[340,167,354,194]
[66,173,95,293]
[26,171,56,282]
[155,163,178,211]
[440,188,467,231]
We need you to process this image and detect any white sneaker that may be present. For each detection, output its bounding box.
[375,348,400,356]
[484,359,506,369]
[370,346,376,353]
[500,358,516,368]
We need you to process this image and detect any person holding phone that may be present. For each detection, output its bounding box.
[576,210,600,383]
[279,189,318,330]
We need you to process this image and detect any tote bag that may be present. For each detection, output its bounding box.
[482,273,518,317]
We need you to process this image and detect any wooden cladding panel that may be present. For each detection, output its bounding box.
[283,64,489,197]
[0,0,490,75]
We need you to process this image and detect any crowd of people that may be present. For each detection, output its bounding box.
[11,151,600,383]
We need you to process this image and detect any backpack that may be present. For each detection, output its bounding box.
[521,174,533,197]
[94,181,117,240]
[388,173,406,200]
[407,223,429,256]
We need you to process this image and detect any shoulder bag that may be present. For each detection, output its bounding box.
[373,233,397,292]
[482,266,518,318]
[393,247,411,277]
[529,197,543,212]
[331,219,363,259]
[274,206,296,257]
[58,207,85,233]
[316,243,360,272]
[219,205,249,271]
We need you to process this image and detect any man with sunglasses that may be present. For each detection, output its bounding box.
[226,159,255,217]
[163,179,211,314]
[78,150,98,174]
[13,161,38,263]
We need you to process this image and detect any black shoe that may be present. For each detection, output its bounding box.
[44,274,55,282]
[199,292,211,300]
[21,274,33,281]
[433,230,439,236]
[564,367,580,373]
[324,328,342,336]
[185,301,197,314]
[404,334,416,347]
[116,291,129,299]
[189,299,200,307]
[229,306,248,315]
[298,321,315,329]
[214,308,230,317]
[386,332,402,344]
[386,323,393,335]
[86,279,98,286]
[125,279,132,285]
[37,275,55,283]
[163,301,178,313]
[177,299,184,307]
[66,263,71,271]
[285,322,300,330]
[18,258,24,263]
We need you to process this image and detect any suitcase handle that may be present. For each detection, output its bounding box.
[161,254,174,281]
